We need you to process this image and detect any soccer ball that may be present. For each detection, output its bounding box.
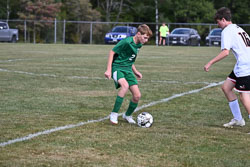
[137,112,153,128]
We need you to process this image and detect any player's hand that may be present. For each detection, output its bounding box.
[135,72,142,80]
[104,70,111,79]
[204,63,211,72]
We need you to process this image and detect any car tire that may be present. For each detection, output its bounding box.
[11,36,17,43]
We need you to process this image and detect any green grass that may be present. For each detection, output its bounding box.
[0,43,249,167]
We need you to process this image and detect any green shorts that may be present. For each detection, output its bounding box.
[112,70,138,89]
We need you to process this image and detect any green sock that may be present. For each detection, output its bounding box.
[112,96,124,113]
[125,101,138,116]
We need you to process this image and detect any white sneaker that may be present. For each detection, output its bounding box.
[223,119,245,128]
[122,113,136,124]
[110,112,118,124]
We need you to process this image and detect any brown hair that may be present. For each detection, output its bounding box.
[214,7,232,22]
[137,24,153,37]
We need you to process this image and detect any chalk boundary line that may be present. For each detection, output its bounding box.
[0,68,215,85]
[1,81,227,147]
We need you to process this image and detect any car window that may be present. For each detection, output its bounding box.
[131,28,137,34]
[172,29,190,34]
[190,30,195,35]
[111,27,129,33]
[210,29,222,36]
[0,23,7,30]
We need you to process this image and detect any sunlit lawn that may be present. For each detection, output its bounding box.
[0,43,249,167]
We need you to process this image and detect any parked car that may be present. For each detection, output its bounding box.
[0,21,18,43]
[205,28,222,46]
[167,28,200,46]
[104,26,137,44]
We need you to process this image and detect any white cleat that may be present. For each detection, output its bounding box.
[122,113,136,124]
[223,119,245,128]
[110,112,118,125]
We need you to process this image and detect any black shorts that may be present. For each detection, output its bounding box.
[228,71,250,93]
[160,36,166,39]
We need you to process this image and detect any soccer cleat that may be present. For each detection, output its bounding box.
[223,119,245,128]
[110,112,118,124]
[122,113,136,124]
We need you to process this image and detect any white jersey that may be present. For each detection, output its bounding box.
[221,24,250,77]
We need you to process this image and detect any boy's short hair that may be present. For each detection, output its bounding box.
[137,24,153,37]
[214,7,232,22]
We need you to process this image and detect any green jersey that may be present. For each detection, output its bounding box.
[112,37,142,71]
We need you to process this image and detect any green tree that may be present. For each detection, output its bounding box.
[166,0,215,23]
[90,0,129,22]
[129,0,156,22]
[0,0,21,20]
[18,0,62,43]
[62,0,101,43]
[212,0,250,24]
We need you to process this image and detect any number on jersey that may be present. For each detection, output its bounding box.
[238,32,250,47]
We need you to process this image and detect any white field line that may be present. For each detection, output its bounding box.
[0,81,224,147]
[135,81,224,112]
[150,80,212,85]
[0,68,57,77]
[0,68,214,84]
[0,68,103,80]
[0,59,30,63]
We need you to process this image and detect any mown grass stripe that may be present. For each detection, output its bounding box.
[0,81,223,147]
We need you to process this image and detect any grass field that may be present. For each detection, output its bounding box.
[0,43,249,167]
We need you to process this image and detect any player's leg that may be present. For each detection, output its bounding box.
[117,78,129,98]
[221,78,237,101]
[222,72,245,127]
[239,93,250,119]
[122,84,141,124]
[110,71,129,124]
[130,84,141,103]
[111,78,129,113]
[159,36,162,45]
[237,75,250,119]
[162,37,166,45]
[127,84,141,114]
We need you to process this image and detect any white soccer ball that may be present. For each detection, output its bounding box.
[137,112,153,128]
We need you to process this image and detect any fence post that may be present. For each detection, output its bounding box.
[24,20,27,43]
[90,22,92,44]
[155,0,158,45]
[54,18,57,44]
[63,19,66,44]
[167,23,170,46]
[209,24,211,46]
[33,21,36,44]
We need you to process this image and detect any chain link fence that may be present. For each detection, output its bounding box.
[2,19,250,46]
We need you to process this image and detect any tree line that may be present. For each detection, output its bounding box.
[0,0,249,44]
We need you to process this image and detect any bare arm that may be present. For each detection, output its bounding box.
[132,64,142,80]
[104,50,115,79]
[204,49,230,72]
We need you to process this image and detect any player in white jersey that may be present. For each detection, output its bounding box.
[204,7,250,128]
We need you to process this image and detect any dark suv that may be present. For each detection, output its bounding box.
[205,28,222,46]
[104,26,137,44]
[167,28,200,46]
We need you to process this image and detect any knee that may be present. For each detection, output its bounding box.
[221,83,230,93]
[133,92,141,102]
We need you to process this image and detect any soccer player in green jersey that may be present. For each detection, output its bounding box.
[104,24,153,124]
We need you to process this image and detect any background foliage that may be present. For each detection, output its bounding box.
[1,0,250,24]
[0,0,250,44]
